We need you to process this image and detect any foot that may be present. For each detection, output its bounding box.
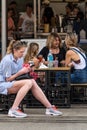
[8,108,27,118]
[46,105,62,116]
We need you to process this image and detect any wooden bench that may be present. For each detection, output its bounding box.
[70,83,87,104]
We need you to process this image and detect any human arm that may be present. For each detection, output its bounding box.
[17,17,24,30]
[32,57,40,68]
[38,46,49,65]
[6,66,30,82]
[65,48,82,67]
[39,47,49,60]
[65,50,74,67]
[8,18,15,31]
[2,57,30,82]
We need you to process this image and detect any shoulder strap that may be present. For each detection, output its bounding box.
[70,48,87,62]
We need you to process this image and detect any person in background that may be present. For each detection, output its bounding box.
[73,11,85,42]
[39,32,66,67]
[24,42,46,86]
[41,0,54,26]
[24,42,40,68]
[39,32,66,87]
[64,33,87,83]
[18,3,34,33]
[73,6,80,17]
[62,3,74,28]
[8,8,15,41]
[8,1,19,30]
[0,40,62,118]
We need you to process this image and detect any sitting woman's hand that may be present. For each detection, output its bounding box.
[18,66,31,75]
[33,57,40,68]
[60,60,65,66]
[68,62,74,67]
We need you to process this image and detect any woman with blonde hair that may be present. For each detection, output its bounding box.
[65,33,87,83]
[24,42,39,68]
[39,32,66,67]
[24,42,46,86]
[0,40,62,118]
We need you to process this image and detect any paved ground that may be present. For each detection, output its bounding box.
[0,122,87,130]
[0,105,87,130]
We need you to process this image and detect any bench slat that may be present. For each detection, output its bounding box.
[71,84,87,87]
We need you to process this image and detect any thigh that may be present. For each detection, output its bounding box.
[7,79,32,94]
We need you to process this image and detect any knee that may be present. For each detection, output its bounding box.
[30,79,38,87]
[31,79,36,82]
[25,79,37,89]
[25,80,33,87]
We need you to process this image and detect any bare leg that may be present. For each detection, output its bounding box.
[31,79,52,108]
[8,80,33,109]
[8,79,52,110]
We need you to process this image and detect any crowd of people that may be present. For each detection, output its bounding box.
[0,0,87,118]
[7,1,87,41]
[0,31,87,118]
[7,1,34,40]
[62,3,87,40]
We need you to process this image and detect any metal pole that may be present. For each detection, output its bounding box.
[38,0,40,29]
[1,0,7,57]
[34,0,36,38]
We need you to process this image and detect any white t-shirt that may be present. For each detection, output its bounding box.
[20,12,34,32]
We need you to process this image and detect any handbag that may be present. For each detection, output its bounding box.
[15,63,38,80]
[15,73,32,80]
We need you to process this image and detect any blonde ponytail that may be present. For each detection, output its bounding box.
[6,40,16,54]
[6,40,27,54]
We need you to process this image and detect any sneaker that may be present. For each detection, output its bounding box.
[8,108,27,118]
[46,105,62,116]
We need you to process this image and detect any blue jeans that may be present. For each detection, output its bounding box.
[55,72,67,85]
[55,67,87,84]
[71,68,87,83]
